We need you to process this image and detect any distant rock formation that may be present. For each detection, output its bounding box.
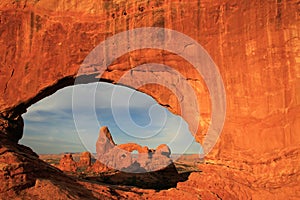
[77,151,92,168]
[88,160,111,173]
[156,144,171,157]
[57,126,173,174]
[58,152,106,173]
[1,0,299,198]
[96,126,173,173]
[58,154,77,172]
[117,143,149,153]
[96,126,116,155]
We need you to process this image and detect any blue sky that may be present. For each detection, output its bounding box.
[20,82,202,155]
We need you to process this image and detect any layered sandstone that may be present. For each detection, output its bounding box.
[0,0,299,199]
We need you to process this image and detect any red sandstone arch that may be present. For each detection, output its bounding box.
[0,0,299,198]
[0,1,297,157]
[117,143,149,154]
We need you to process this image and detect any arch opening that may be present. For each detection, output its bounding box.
[19,81,203,189]
[20,82,202,156]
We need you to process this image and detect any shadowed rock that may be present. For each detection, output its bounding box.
[0,0,299,198]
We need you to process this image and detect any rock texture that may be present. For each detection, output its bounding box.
[58,151,110,173]
[117,143,149,154]
[77,151,92,168]
[88,160,111,173]
[0,135,112,199]
[58,154,77,172]
[0,0,299,198]
[156,144,171,157]
[96,126,116,156]
[96,126,173,172]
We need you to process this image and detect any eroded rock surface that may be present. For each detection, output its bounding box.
[0,135,110,199]
[96,126,116,155]
[58,151,110,173]
[78,151,92,168]
[96,126,173,173]
[0,0,299,198]
[156,144,171,157]
[88,160,111,173]
[58,154,77,172]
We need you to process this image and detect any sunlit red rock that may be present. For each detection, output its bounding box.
[155,144,171,157]
[88,160,111,173]
[0,136,109,199]
[77,151,92,168]
[58,154,77,172]
[0,0,299,198]
[117,143,149,153]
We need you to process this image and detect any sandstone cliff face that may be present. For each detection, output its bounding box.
[0,0,299,199]
[0,0,299,154]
